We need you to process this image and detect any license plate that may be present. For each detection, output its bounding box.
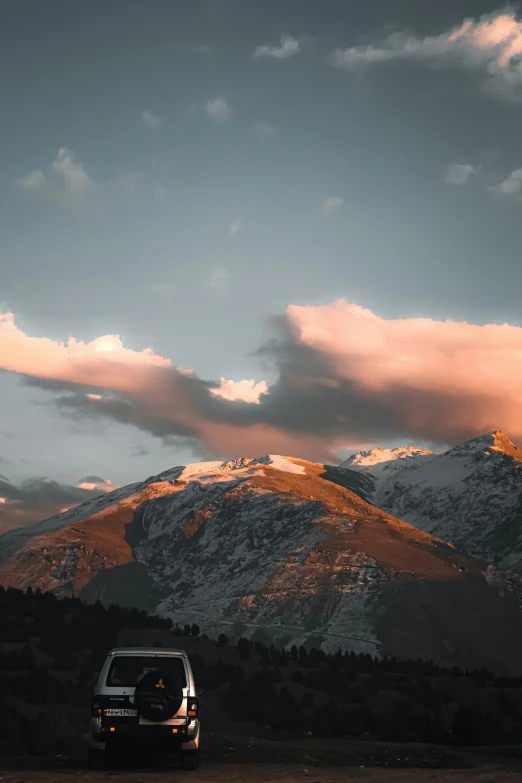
[104,709,137,717]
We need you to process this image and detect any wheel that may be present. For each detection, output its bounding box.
[135,669,183,722]
[180,751,199,770]
[88,748,106,770]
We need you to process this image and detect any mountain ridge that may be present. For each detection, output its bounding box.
[340,431,522,568]
[1,452,522,672]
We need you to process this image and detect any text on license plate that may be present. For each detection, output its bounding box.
[104,709,138,717]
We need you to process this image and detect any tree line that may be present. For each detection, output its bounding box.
[1,585,522,755]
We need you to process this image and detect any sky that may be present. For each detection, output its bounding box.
[3,0,522,529]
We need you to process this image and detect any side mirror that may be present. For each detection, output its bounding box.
[196,685,204,697]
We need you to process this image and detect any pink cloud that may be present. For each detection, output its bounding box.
[210,378,269,404]
[3,302,522,460]
[0,313,169,386]
[287,299,522,443]
[333,10,522,94]
[464,14,522,66]
[198,421,336,463]
[0,312,326,459]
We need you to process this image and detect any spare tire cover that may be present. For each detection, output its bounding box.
[134,668,183,722]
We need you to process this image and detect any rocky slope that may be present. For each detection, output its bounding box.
[1,454,522,672]
[340,431,522,568]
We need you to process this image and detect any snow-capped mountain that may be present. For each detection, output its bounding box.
[345,445,435,468]
[340,431,522,568]
[1,453,522,673]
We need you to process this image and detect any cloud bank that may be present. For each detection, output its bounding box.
[3,301,522,461]
[332,10,522,97]
[0,474,117,533]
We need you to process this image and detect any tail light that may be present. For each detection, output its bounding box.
[187,696,199,718]
[91,699,103,717]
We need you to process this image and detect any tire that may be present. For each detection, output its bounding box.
[135,668,183,722]
[180,751,199,771]
[88,748,106,770]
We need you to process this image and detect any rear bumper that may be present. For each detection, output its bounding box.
[89,718,200,752]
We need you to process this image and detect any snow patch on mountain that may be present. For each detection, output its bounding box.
[343,445,434,468]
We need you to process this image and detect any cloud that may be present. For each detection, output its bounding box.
[0,312,170,381]
[229,219,242,236]
[208,266,228,290]
[15,149,144,209]
[322,197,344,213]
[253,34,300,59]
[332,10,522,97]
[6,301,522,464]
[131,445,150,458]
[254,122,277,137]
[273,299,522,447]
[490,168,522,195]
[141,110,162,129]
[76,475,119,492]
[205,98,231,123]
[16,170,48,192]
[446,163,477,185]
[52,148,92,191]
[210,378,269,404]
[0,474,117,533]
[0,310,330,461]
[16,148,93,204]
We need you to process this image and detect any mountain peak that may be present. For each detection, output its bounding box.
[341,432,522,472]
[340,445,433,470]
[488,430,517,449]
[446,431,522,461]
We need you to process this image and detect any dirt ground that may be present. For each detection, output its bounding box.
[1,766,522,783]
[2,736,522,783]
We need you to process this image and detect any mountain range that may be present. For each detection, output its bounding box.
[1,445,522,673]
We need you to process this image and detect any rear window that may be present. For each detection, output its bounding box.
[107,656,187,687]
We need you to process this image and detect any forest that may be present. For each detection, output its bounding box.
[1,584,522,757]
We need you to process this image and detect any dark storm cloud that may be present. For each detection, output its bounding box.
[53,388,197,440]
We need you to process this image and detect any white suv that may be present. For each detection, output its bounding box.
[88,647,202,770]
